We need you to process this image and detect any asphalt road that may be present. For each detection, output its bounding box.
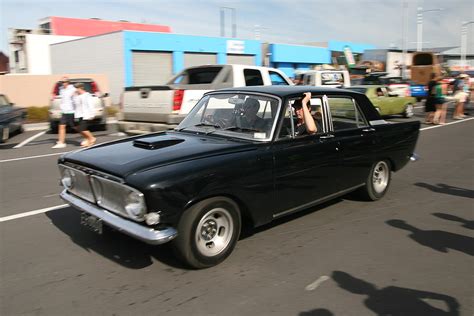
[1,107,473,315]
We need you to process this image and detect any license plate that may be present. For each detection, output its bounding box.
[80,212,103,234]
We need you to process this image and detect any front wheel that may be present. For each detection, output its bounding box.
[403,103,414,118]
[357,160,391,201]
[173,197,241,269]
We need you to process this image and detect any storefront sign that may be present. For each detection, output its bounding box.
[227,40,245,54]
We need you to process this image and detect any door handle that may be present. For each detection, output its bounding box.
[362,128,375,133]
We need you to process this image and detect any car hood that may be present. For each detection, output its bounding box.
[60,131,256,178]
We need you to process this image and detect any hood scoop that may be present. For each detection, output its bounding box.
[133,135,184,150]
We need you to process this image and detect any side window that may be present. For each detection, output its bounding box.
[328,97,367,131]
[278,97,324,139]
[269,71,289,85]
[0,95,9,107]
[244,69,264,86]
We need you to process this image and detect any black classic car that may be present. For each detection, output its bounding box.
[58,86,420,268]
[0,94,26,143]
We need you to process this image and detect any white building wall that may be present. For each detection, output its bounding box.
[51,32,124,104]
[25,34,82,74]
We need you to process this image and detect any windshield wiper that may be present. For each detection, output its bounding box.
[176,122,221,131]
[222,126,261,133]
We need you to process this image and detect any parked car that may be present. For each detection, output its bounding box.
[119,64,293,134]
[49,78,108,132]
[58,86,420,268]
[0,94,26,143]
[347,85,416,118]
[409,83,428,102]
[295,70,351,87]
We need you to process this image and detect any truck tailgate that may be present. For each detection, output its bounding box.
[123,86,175,123]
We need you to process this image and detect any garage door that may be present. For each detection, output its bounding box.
[227,54,255,65]
[183,53,217,68]
[132,51,173,86]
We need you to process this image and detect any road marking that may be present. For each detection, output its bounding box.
[0,152,69,163]
[305,276,330,291]
[0,204,69,223]
[13,130,49,149]
[420,117,474,131]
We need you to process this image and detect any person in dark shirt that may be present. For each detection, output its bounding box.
[424,73,437,124]
[240,97,267,131]
[292,92,317,136]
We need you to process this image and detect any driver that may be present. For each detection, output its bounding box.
[292,92,317,136]
[240,97,266,130]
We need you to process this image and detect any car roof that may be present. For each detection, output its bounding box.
[207,85,361,97]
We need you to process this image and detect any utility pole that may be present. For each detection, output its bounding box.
[220,7,237,38]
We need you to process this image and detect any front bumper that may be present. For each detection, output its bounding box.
[60,190,178,245]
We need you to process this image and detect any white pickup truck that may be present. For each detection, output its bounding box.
[118,64,293,133]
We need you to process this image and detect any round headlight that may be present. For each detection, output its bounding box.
[61,169,75,189]
[125,191,146,219]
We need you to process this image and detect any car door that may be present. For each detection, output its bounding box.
[327,95,375,189]
[271,96,340,218]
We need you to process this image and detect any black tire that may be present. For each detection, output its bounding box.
[96,123,107,131]
[357,160,392,201]
[403,103,414,118]
[173,197,241,269]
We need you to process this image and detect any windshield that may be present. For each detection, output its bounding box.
[177,93,281,141]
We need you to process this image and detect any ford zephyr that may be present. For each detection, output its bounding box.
[58,86,420,268]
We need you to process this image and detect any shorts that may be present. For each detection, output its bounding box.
[59,113,77,128]
[76,118,90,132]
[454,91,467,103]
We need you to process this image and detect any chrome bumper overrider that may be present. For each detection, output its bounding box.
[60,190,177,245]
[410,153,420,162]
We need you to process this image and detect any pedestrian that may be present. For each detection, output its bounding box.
[433,76,447,125]
[52,77,76,148]
[74,83,97,147]
[452,74,468,119]
[424,73,437,124]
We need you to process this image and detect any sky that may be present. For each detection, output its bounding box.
[1,0,473,55]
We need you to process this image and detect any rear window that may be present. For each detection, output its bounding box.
[54,81,94,95]
[346,87,367,94]
[170,67,223,85]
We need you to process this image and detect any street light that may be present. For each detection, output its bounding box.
[461,21,474,69]
[220,7,237,38]
[416,7,443,51]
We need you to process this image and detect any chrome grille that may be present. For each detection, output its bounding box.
[59,164,96,203]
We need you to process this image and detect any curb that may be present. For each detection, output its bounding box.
[24,118,118,132]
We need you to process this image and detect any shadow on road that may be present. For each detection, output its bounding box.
[415,182,474,199]
[386,219,474,256]
[46,207,188,270]
[332,271,460,315]
[433,213,474,230]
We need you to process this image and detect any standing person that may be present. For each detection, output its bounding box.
[74,83,97,147]
[452,74,468,119]
[424,73,437,124]
[52,77,76,148]
[433,76,447,125]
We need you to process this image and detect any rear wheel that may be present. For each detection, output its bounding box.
[357,160,391,201]
[403,103,414,118]
[173,197,241,269]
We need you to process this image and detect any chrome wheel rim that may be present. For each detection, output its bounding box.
[195,208,234,257]
[372,161,389,194]
[405,104,414,117]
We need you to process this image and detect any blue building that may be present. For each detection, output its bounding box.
[51,31,375,103]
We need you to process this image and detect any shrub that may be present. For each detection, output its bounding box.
[26,106,49,123]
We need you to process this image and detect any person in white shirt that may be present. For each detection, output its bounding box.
[73,82,96,147]
[52,77,77,148]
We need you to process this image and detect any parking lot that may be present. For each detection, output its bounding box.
[1,105,473,315]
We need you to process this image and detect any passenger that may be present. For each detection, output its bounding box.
[292,92,317,136]
[240,97,266,131]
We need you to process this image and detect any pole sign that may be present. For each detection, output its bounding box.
[227,40,245,54]
[344,45,356,67]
